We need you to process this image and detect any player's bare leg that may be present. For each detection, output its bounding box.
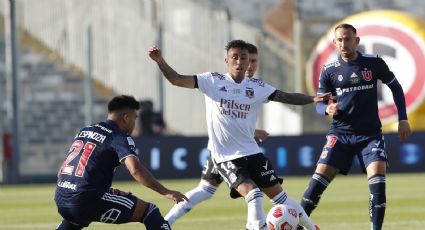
[165,179,219,225]
[262,184,317,230]
[366,161,387,230]
[130,199,147,221]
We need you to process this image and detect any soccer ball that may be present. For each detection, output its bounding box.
[266,204,299,230]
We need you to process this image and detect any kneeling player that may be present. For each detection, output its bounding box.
[55,95,187,229]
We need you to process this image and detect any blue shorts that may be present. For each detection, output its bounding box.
[317,132,387,175]
[57,188,138,228]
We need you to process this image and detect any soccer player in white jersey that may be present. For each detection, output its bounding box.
[164,43,271,228]
[149,40,330,230]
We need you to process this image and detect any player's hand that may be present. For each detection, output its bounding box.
[254,129,269,142]
[326,102,339,116]
[164,190,188,203]
[148,46,162,62]
[398,120,411,141]
[312,92,333,103]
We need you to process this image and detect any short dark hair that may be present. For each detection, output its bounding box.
[246,43,258,54]
[108,95,140,112]
[335,23,357,34]
[225,40,249,52]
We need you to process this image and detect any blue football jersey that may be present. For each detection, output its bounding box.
[55,120,138,206]
[317,52,396,134]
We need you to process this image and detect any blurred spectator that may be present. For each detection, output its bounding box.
[139,100,154,135]
[133,100,167,136]
[152,112,167,135]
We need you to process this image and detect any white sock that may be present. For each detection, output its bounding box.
[271,191,316,230]
[164,180,217,225]
[245,188,266,230]
[246,212,251,230]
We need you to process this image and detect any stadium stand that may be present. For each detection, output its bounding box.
[0,28,113,178]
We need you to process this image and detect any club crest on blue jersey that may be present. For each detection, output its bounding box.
[245,87,254,98]
[362,69,373,81]
[338,75,343,81]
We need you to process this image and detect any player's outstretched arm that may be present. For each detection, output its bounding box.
[148,46,195,89]
[124,156,188,203]
[269,90,332,105]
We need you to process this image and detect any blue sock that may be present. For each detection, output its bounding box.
[368,174,386,230]
[300,173,330,216]
[141,203,171,230]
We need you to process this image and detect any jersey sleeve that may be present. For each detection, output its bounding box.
[196,72,214,95]
[386,78,408,120]
[377,57,396,84]
[316,67,331,115]
[263,82,277,103]
[112,135,138,162]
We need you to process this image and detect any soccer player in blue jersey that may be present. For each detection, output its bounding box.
[54,95,187,230]
[298,24,412,230]
[164,43,272,229]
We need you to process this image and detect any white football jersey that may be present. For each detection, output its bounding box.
[196,72,276,163]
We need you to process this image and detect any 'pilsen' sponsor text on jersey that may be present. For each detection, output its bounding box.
[316,52,407,134]
[196,72,275,163]
[55,120,138,207]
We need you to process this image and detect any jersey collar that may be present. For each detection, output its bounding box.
[225,73,248,84]
[338,51,362,65]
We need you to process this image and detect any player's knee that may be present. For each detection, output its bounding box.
[366,161,387,176]
[315,164,337,181]
[131,199,149,221]
[262,184,283,199]
[237,179,258,196]
[202,178,220,188]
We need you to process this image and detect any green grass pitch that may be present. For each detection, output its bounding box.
[0,173,424,229]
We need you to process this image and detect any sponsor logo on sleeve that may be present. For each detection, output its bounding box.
[127,137,135,147]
